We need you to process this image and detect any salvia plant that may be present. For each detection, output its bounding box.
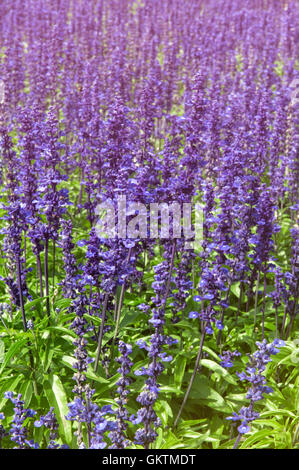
[0,0,298,451]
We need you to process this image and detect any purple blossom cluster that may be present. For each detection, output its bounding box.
[34,407,69,449]
[133,250,178,448]
[3,392,38,449]
[227,339,285,442]
[109,341,133,449]
[66,388,116,449]
[0,0,297,450]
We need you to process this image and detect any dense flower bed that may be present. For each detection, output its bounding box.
[0,0,298,450]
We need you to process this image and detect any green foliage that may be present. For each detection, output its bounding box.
[0,153,297,450]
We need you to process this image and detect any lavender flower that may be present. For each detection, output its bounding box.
[109,341,133,449]
[4,392,37,449]
[34,407,59,449]
[219,350,241,369]
[227,339,285,447]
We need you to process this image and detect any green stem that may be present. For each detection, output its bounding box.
[275,306,278,338]
[113,248,132,341]
[16,257,27,331]
[162,240,176,308]
[261,270,267,340]
[173,322,207,429]
[44,239,50,319]
[285,279,298,340]
[233,433,242,449]
[280,303,288,339]
[0,313,10,335]
[77,167,84,212]
[36,252,43,298]
[236,281,243,325]
[217,280,232,347]
[113,282,126,341]
[17,257,38,395]
[52,241,56,290]
[94,293,109,373]
[113,293,118,322]
[254,270,260,328]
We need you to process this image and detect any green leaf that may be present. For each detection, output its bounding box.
[48,326,76,338]
[173,356,187,387]
[189,376,232,413]
[44,373,72,446]
[260,409,296,419]
[155,399,173,426]
[230,282,247,301]
[202,345,222,361]
[0,339,4,363]
[160,385,182,395]
[200,359,238,385]
[0,337,29,374]
[119,308,143,329]
[24,297,43,314]
[54,298,73,310]
[176,418,208,431]
[60,355,109,384]
[240,429,274,448]
[210,415,225,449]
[20,380,33,408]
[0,375,23,410]
[42,338,55,373]
[160,430,185,449]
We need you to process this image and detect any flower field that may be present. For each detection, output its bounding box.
[0,0,298,451]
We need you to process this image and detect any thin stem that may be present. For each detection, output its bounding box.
[52,241,56,289]
[114,282,126,341]
[285,314,295,340]
[0,313,10,335]
[246,274,255,313]
[36,253,43,298]
[16,257,27,332]
[35,268,38,296]
[77,422,83,448]
[162,240,176,309]
[86,394,92,448]
[254,270,260,328]
[113,248,132,341]
[17,257,38,395]
[88,284,92,316]
[179,308,184,350]
[77,167,84,212]
[216,308,225,347]
[44,239,50,319]
[173,321,207,429]
[261,270,267,340]
[217,280,232,347]
[233,433,242,449]
[280,303,288,339]
[201,300,204,334]
[94,293,109,373]
[24,232,27,266]
[285,279,298,340]
[236,281,243,325]
[192,259,195,292]
[8,302,13,322]
[113,293,118,322]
